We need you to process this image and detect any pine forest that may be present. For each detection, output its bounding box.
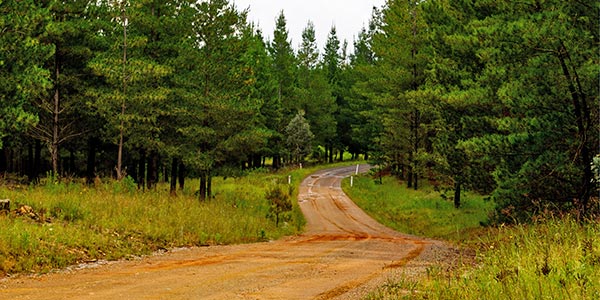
[1,0,598,221]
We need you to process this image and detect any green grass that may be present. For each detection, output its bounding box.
[341,174,600,300]
[343,175,494,240]
[0,162,360,276]
[0,177,292,275]
[366,216,600,300]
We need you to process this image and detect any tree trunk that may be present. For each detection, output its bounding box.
[162,165,168,183]
[128,160,137,184]
[199,173,207,201]
[146,151,158,189]
[273,154,281,169]
[170,157,178,196]
[454,181,461,208]
[414,170,418,190]
[86,137,97,184]
[51,47,61,177]
[69,148,75,175]
[207,173,212,199]
[34,140,41,182]
[557,44,593,214]
[116,3,128,180]
[146,152,152,189]
[27,142,34,180]
[138,150,146,190]
[253,154,262,169]
[407,160,413,189]
[178,161,185,190]
[0,144,6,173]
[329,145,334,163]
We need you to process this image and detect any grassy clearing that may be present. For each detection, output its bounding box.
[343,175,493,240]
[342,174,600,300]
[0,162,356,276]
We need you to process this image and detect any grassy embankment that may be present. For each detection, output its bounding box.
[0,162,353,276]
[343,175,600,300]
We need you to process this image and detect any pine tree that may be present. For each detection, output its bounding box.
[295,22,336,163]
[462,0,599,219]
[28,0,99,176]
[268,11,297,168]
[177,0,263,200]
[347,10,382,161]
[370,0,430,189]
[0,0,53,148]
[88,0,172,180]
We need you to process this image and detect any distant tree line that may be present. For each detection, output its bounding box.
[1,0,597,220]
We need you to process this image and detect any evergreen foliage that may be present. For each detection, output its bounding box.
[285,111,314,164]
[0,0,597,221]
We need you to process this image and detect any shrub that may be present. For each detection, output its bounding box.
[266,185,293,226]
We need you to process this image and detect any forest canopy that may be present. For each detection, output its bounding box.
[0,0,598,221]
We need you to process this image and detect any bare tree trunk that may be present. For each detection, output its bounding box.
[116,3,128,180]
[34,140,41,182]
[138,150,146,190]
[51,47,61,176]
[207,173,212,199]
[0,142,6,173]
[199,173,207,201]
[146,151,158,189]
[178,161,185,190]
[454,181,461,208]
[86,137,97,184]
[558,44,593,214]
[27,142,34,180]
[170,157,178,196]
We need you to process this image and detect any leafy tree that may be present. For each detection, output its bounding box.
[285,111,314,164]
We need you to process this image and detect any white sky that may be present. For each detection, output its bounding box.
[232,0,386,52]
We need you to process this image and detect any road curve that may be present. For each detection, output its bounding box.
[0,165,447,300]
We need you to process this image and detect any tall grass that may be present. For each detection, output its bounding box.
[343,175,493,240]
[0,162,359,276]
[367,216,600,300]
[342,174,600,300]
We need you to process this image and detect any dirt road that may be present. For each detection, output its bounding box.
[0,165,451,299]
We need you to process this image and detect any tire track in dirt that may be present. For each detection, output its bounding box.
[0,165,451,300]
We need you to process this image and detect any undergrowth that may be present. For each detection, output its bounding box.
[366,216,600,300]
[0,162,355,276]
[343,174,600,299]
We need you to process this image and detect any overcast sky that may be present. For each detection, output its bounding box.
[232,0,386,51]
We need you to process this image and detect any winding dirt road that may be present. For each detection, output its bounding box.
[0,165,451,299]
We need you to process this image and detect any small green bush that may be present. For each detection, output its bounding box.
[266,185,293,226]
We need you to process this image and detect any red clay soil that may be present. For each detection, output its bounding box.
[0,165,454,299]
